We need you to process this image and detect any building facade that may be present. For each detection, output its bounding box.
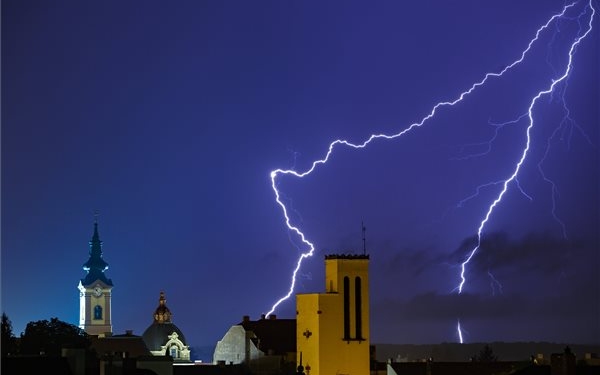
[213,314,296,374]
[297,254,370,375]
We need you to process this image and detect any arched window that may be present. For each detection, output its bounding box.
[94,305,103,320]
[343,276,350,340]
[170,346,178,358]
[355,277,362,339]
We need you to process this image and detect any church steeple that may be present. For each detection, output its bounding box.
[81,220,113,287]
[78,215,114,336]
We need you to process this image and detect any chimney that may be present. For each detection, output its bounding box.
[125,330,133,336]
[243,315,250,322]
[269,314,276,320]
[261,314,266,320]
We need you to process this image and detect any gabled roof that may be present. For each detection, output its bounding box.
[239,317,296,355]
[90,333,151,358]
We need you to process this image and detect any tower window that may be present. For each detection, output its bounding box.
[343,276,350,340]
[355,276,362,339]
[94,305,103,320]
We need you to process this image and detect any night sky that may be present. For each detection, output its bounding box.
[2,0,598,351]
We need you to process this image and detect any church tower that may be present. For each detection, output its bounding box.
[297,254,370,375]
[78,219,113,336]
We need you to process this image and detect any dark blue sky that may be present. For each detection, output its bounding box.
[2,0,598,350]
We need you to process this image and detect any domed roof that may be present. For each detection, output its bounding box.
[142,322,187,351]
[142,291,187,351]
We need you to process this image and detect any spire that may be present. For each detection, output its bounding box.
[81,216,113,286]
[84,222,108,270]
[362,221,367,255]
[153,291,172,323]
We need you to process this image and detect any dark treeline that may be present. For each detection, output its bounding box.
[1,313,92,357]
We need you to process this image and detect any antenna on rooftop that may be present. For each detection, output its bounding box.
[93,209,100,224]
[362,221,367,255]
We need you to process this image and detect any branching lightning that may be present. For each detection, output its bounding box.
[455,0,595,342]
[488,270,504,296]
[265,0,596,345]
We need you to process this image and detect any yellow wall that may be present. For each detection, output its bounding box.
[297,256,370,375]
[297,293,321,372]
[91,294,106,322]
[78,282,112,335]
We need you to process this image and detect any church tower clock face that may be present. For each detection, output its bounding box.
[93,285,103,297]
[78,219,114,336]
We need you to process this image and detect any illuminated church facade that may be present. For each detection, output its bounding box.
[77,219,191,364]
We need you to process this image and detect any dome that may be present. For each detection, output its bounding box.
[141,291,189,356]
[142,322,187,351]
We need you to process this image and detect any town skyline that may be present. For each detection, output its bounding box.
[2,0,598,349]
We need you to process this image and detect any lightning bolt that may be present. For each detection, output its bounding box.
[265,0,596,347]
[536,3,597,240]
[457,320,464,344]
[538,2,595,239]
[456,0,595,342]
[452,114,528,162]
[488,270,504,296]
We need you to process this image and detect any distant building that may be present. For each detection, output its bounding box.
[385,347,591,375]
[297,254,371,375]
[89,330,177,375]
[550,347,576,375]
[78,220,114,336]
[90,330,151,358]
[387,360,524,375]
[143,291,191,362]
[213,314,296,374]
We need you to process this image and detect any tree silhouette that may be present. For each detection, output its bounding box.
[475,344,498,362]
[1,313,17,356]
[19,317,90,357]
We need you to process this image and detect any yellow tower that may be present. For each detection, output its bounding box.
[297,254,370,375]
